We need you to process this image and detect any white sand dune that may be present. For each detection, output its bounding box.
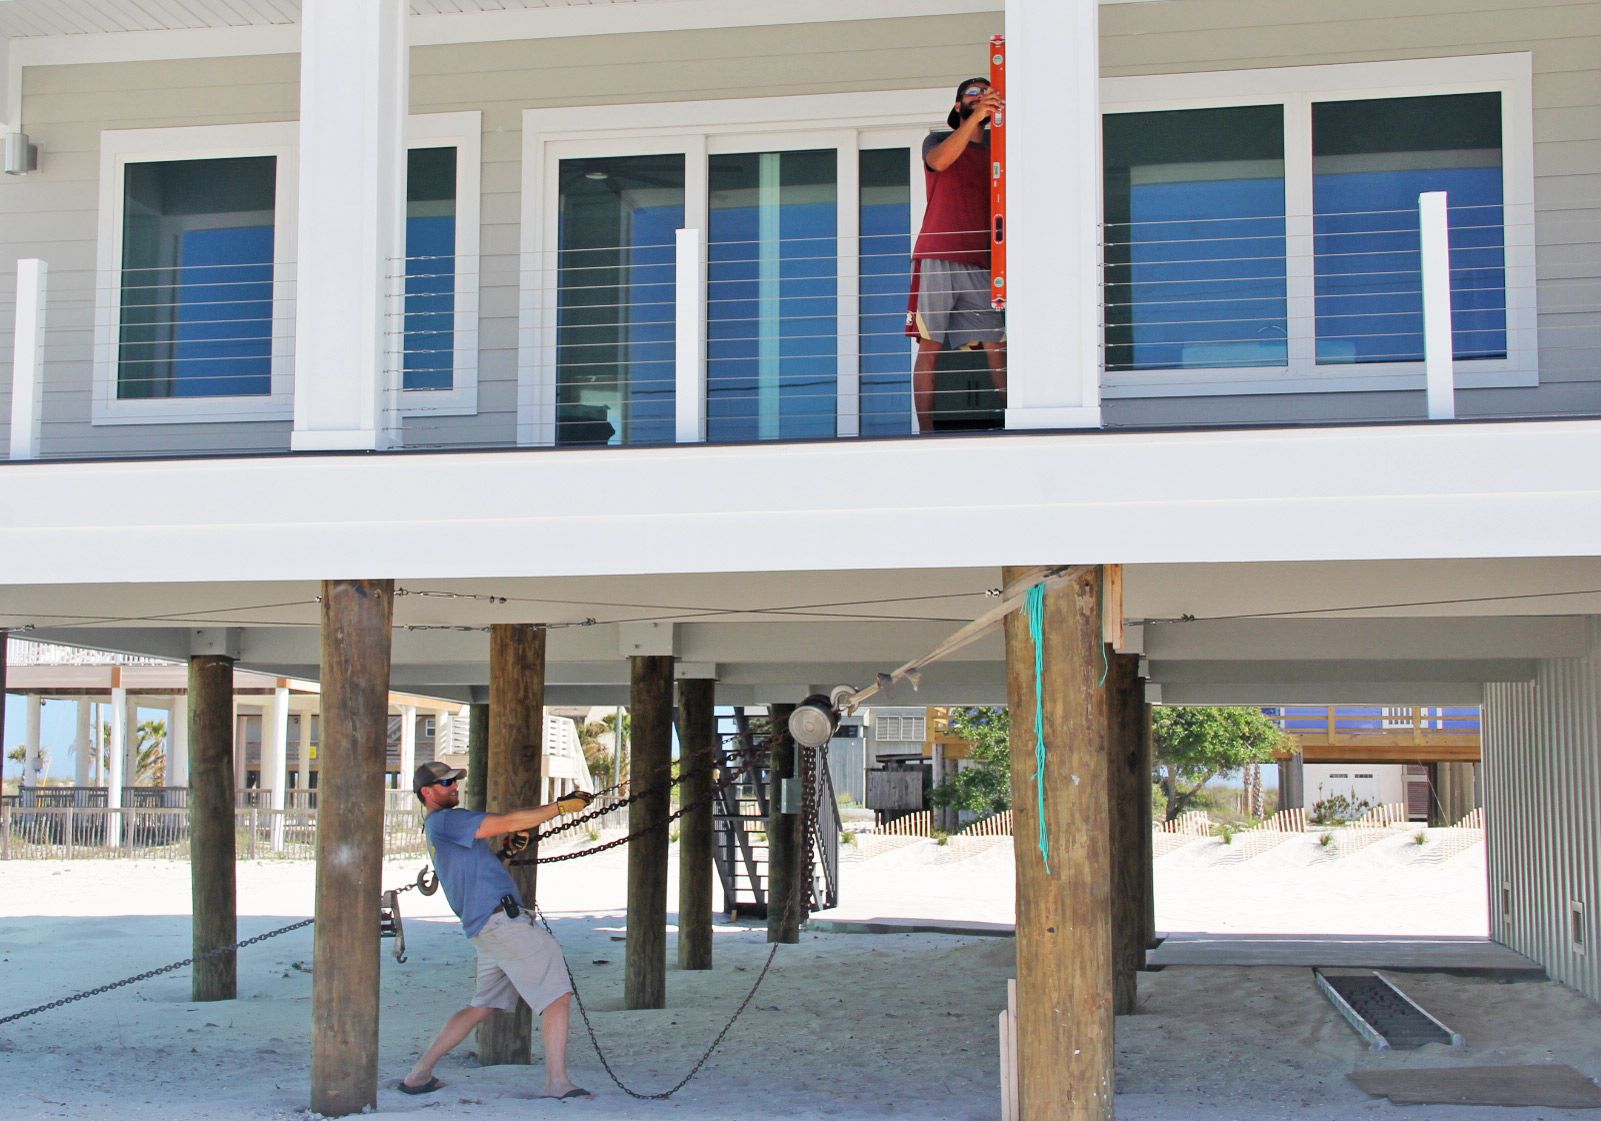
[1,836,1596,1121]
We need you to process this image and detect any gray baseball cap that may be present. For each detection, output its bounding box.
[412,760,466,794]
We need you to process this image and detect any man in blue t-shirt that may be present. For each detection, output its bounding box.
[398,760,595,1100]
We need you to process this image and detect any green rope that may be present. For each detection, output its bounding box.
[1026,583,1051,875]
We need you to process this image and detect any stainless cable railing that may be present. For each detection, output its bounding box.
[6,196,1600,462]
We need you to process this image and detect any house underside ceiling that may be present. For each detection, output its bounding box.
[10,556,1601,707]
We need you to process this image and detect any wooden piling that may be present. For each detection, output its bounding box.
[625,654,674,1009]
[478,625,546,1065]
[765,703,801,944]
[1002,565,1113,1121]
[676,678,716,970]
[189,653,237,1001]
[1138,702,1157,952]
[310,579,395,1117]
[1107,651,1143,1015]
[464,702,489,812]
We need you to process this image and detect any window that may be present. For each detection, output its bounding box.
[708,148,838,441]
[402,147,459,393]
[95,122,297,425]
[1104,105,1287,373]
[95,113,481,426]
[1313,93,1505,365]
[118,156,278,400]
[555,153,684,446]
[1101,54,1534,397]
[859,148,915,436]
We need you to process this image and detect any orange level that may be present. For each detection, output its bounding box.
[989,34,1006,311]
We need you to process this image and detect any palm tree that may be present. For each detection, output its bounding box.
[100,718,169,786]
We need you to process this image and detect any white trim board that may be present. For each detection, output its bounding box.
[92,112,483,428]
[6,416,1601,586]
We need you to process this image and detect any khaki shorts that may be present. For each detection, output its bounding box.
[468,911,572,1015]
[910,258,1005,348]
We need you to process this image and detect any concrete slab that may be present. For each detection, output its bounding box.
[806,916,1016,938]
[1350,1065,1601,1108]
[1149,932,1544,975]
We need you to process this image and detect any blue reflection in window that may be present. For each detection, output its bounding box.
[625,205,680,444]
[1114,180,1287,370]
[1314,168,1506,363]
[708,150,837,442]
[403,214,455,391]
[172,226,274,397]
[859,149,913,436]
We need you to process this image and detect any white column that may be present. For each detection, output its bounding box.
[399,703,417,782]
[268,687,290,851]
[9,258,47,461]
[108,687,127,847]
[73,699,92,787]
[168,695,189,788]
[1419,191,1456,420]
[297,710,312,796]
[289,0,409,452]
[1002,0,1103,430]
[22,695,42,785]
[674,227,708,443]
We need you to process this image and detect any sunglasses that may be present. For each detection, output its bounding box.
[962,85,989,98]
[432,777,457,788]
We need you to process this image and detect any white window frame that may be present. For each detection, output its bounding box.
[1100,52,1537,399]
[397,111,482,418]
[93,112,481,426]
[519,90,944,447]
[94,121,300,426]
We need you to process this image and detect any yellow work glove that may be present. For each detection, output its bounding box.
[557,790,596,815]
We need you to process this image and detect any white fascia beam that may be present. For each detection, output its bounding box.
[8,419,1601,585]
[1155,682,1489,707]
[1143,617,1592,663]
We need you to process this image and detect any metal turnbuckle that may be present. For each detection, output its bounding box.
[379,889,407,964]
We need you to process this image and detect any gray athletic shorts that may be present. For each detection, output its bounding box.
[910,258,1005,348]
[468,910,572,1015]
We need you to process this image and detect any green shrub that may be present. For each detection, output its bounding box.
[1216,823,1235,845]
[1309,792,1374,825]
[1318,832,1334,848]
[1414,831,1428,846]
[841,831,857,845]
[932,830,950,846]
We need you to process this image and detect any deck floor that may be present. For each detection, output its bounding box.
[1149,932,1542,974]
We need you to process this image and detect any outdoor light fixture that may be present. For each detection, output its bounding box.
[787,686,855,749]
[4,132,38,176]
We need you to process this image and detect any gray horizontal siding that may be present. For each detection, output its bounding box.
[1100,0,1601,427]
[2,4,1598,455]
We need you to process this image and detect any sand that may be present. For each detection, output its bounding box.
[1,833,1597,1121]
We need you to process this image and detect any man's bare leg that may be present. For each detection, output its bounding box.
[981,340,1007,405]
[913,338,943,433]
[541,994,586,1098]
[404,1004,495,1089]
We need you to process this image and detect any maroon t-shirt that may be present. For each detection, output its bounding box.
[912,130,991,267]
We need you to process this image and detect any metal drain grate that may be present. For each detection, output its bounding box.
[1315,969,1463,1051]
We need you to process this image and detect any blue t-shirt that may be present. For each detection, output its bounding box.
[424,808,522,938]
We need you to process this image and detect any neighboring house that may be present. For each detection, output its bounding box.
[1,0,1599,1074]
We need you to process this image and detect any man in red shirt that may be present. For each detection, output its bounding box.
[907,77,1006,433]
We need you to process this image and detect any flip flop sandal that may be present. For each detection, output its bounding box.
[397,1076,444,1095]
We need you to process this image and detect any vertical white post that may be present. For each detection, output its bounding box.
[108,686,127,847]
[73,699,92,787]
[1419,191,1456,421]
[1003,0,1102,430]
[835,145,861,439]
[169,695,189,787]
[90,702,102,785]
[757,154,782,440]
[9,258,46,460]
[289,0,408,452]
[675,227,708,443]
[297,709,313,796]
[124,694,140,783]
[399,703,417,782]
[23,694,42,785]
[268,686,290,851]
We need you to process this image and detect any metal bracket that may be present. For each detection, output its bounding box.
[379,889,407,964]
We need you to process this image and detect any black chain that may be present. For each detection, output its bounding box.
[507,748,761,867]
[0,880,420,1028]
[535,739,756,844]
[531,736,818,1101]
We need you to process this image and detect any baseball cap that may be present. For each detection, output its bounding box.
[413,760,467,794]
[948,76,990,129]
